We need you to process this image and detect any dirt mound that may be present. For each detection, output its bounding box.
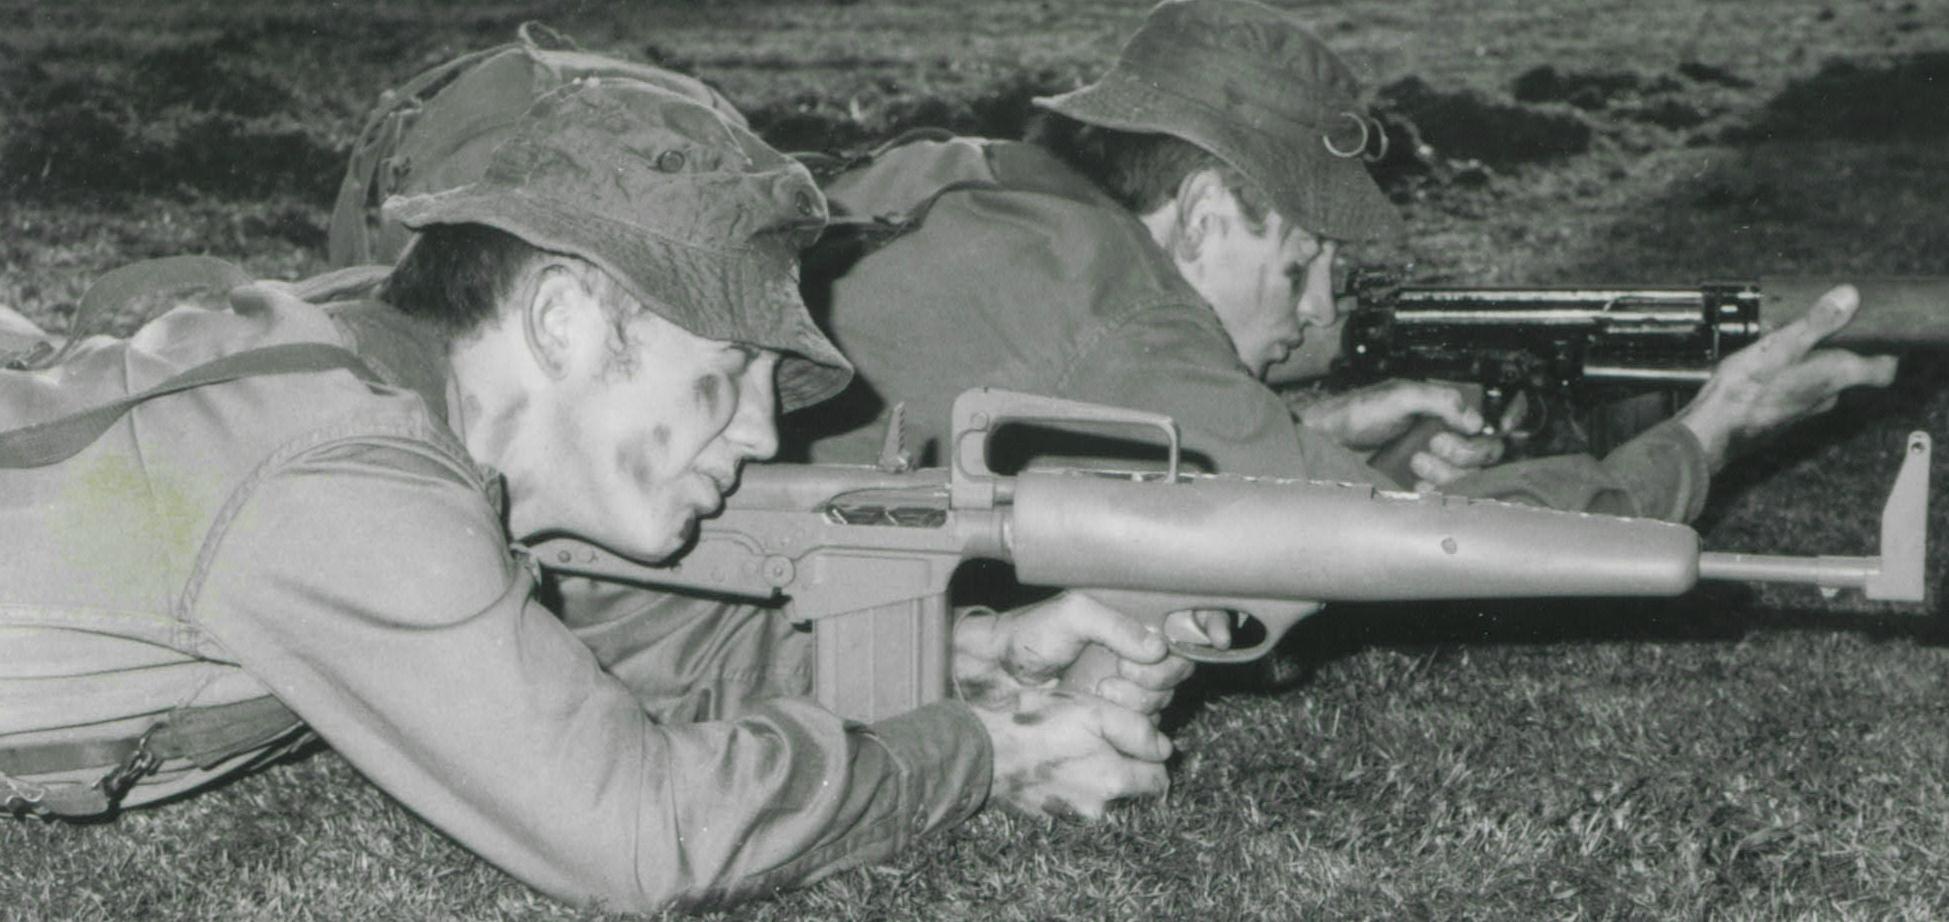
[1512,64,1732,133]
[1512,66,1684,111]
[742,68,1079,155]
[1676,60,1754,89]
[1375,76,1593,170]
[1728,52,1949,142]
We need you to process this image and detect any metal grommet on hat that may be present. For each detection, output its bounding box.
[1364,116,1390,163]
[1322,112,1369,159]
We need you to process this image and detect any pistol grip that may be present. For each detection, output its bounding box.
[1365,381,1491,488]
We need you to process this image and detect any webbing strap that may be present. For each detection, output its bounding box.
[38,255,253,369]
[2,696,306,816]
[0,696,303,777]
[0,342,380,469]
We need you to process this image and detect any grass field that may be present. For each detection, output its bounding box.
[3,0,1948,918]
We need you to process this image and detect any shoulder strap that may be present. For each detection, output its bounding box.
[0,342,379,469]
[1,255,381,469]
[37,255,253,369]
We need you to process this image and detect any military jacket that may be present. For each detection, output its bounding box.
[0,283,987,910]
[788,137,1707,522]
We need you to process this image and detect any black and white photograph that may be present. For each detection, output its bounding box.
[2,0,1945,918]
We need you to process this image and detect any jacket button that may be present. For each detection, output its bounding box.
[655,150,686,173]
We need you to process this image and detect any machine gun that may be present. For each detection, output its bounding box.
[1323,275,1945,479]
[523,389,1931,723]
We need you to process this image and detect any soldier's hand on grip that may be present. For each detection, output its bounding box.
[954,591,1191,717]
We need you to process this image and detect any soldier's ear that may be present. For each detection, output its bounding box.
[1175,168,1231,262]
[521,263,595,381]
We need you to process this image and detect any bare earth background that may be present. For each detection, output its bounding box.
[2,1,1948,919]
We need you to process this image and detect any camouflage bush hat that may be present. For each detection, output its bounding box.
[383,80,852,411]
[1035,0,1403,242]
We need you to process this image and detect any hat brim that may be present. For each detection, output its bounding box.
[386,186,851,412]
[1036,73,1403,243]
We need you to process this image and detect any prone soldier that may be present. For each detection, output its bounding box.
[787,0,1897,519]
[0,83,1193,911]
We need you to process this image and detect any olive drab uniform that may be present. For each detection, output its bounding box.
[0,262,987,910]
[786,136,1712,522]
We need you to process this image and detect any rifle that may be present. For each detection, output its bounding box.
[523,389,1932,723]
[1318,275,1946,481]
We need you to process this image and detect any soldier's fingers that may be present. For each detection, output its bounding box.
[1103,759,1171,803]
[1195,609,1233,649]
[1772,350,1900,409]
[1080,750,1172,807]
[1428,431,1504,468]
[1092,700,1174,762]
[1767,284,1862,364]
[1012,593,1167,677]
[1386,381,1485,435]
[1093,676,1174,715]
[1117,652,1195,691]
[1410,450,1468,488]
[1499,391,1532,433]
[1162,609,1233,648]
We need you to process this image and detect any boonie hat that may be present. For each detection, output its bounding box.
[1036,0,1403,242]
[384,80,852,410]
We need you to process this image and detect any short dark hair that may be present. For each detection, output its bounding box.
[382,224,551,337]
[1025,111,1272,231]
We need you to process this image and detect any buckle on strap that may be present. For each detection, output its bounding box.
[96,726,163,801]
[3,340,54,371]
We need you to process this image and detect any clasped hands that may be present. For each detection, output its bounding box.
[953,594,1227,820]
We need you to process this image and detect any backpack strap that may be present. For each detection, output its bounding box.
[0,255,383,469]
[2,696,307,817]
[34,255,253,369]
[0,342,379,469]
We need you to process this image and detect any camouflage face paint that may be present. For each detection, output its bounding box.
[691,373,724,420]
[616,427,667,489]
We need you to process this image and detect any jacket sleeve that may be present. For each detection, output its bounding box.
[1437,418,1710,522]
[1060,305,1710,521]
[191,436,989,911]
[546,577,816,724]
